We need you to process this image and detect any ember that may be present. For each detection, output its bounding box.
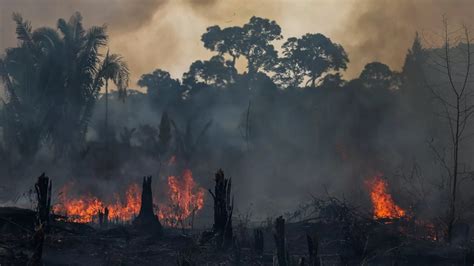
[158,169,205,227]
[367,174,406,219]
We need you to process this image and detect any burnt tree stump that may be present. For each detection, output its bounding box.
[274,216,288,266]
[34,173,51,230]
[99,207,109,228]
[254,228,264,255]
[306,233,320,266]
[209,169,234,249]
[29,173,51,266]
[133,176,162,235]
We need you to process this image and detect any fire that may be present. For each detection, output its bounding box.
[367,174,406,219]
[158,169,205,227]
[53,170,205,226]
[53,183,141,223]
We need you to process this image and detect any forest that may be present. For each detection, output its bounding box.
[1,11,474,265]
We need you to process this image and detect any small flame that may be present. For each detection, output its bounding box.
[158,169,205,227]
[367,174,406,219]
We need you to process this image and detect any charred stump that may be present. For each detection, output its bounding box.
[273,216,288,266]
[99,207,109,228]
[253,228,264,255]
[34,173,51,230]
[133,176,162,235]
[208,169,234,249]
[306,233,320,266]
[29,173,51,265]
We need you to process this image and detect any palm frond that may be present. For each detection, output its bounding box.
[12,13,33,47]
[68,11,85,43]
[32,27,62,53]
[99,52,130,101]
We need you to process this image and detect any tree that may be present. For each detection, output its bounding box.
[182,55,238,90]
[100,51,130,141]
[201,16,282,77]
[276,33,348,88]
[272,37,305,89]
[426,19,473,241]
[138,69,182,110]
[201,25,242,67]
[401,32,431,115]
[359,62,399,90]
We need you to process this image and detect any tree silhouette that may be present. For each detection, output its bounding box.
[100,50,129,142]
[277,33,348,88]
[183,55,238,90]
[359,62,398,90]
[138,69,182,110]
[201,16,282,78]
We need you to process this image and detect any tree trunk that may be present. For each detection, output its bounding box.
[105,78,109,137]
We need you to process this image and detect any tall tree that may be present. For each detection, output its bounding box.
[99,50,129,140]
[276,33,348,88]
[201,16,282,78]
[426,19,473,241]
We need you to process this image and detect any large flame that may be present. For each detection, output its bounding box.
[53,183,141,223]
[53,169,205,226]
[158,169,205,227]
[367,174,406,219]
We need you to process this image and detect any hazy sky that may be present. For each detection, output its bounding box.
[1,0,472,88]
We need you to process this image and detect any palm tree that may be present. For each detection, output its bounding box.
[99,50,129,142]
[0,12,129,159]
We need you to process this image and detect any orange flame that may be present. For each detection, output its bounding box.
[53,170,205,226]
[53,183,141,223]
[158,169,205,227]
[367,174,406,219]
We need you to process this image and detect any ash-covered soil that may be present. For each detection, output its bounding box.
[1,207,473,265]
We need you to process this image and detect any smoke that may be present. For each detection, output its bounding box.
[2,0,474,85]
[1,0,474,221]
[338,0,474,77]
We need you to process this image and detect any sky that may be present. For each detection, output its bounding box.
[1,0,473,88]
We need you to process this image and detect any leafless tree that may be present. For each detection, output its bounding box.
[426,17,474,241]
